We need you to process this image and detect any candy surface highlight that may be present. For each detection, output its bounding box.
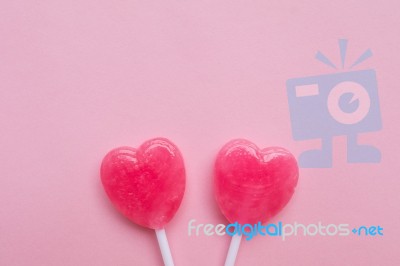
[101,138,185,229]
[215,139,299,225]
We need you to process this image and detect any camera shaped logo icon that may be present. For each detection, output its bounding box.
[287,40,382,168]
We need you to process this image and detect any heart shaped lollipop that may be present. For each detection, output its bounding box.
[101,137,185,266]
[215,139,299,265]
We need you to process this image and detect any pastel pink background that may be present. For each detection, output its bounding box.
[1,1,400,265]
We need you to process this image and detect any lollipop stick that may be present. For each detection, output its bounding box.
[155,228,175,266]
[225,234,242,266]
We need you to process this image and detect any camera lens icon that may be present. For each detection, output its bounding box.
[327,81,371,125]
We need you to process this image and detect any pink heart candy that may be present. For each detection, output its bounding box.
[215,139,299,224]
[101,138,186,229]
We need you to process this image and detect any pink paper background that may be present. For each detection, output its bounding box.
[1,1,400,265]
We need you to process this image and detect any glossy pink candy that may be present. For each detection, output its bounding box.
[101,138,185,229]
[215,139,299,225]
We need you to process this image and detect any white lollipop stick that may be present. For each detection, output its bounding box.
[155,228,175,266]
[225,234,242,266]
